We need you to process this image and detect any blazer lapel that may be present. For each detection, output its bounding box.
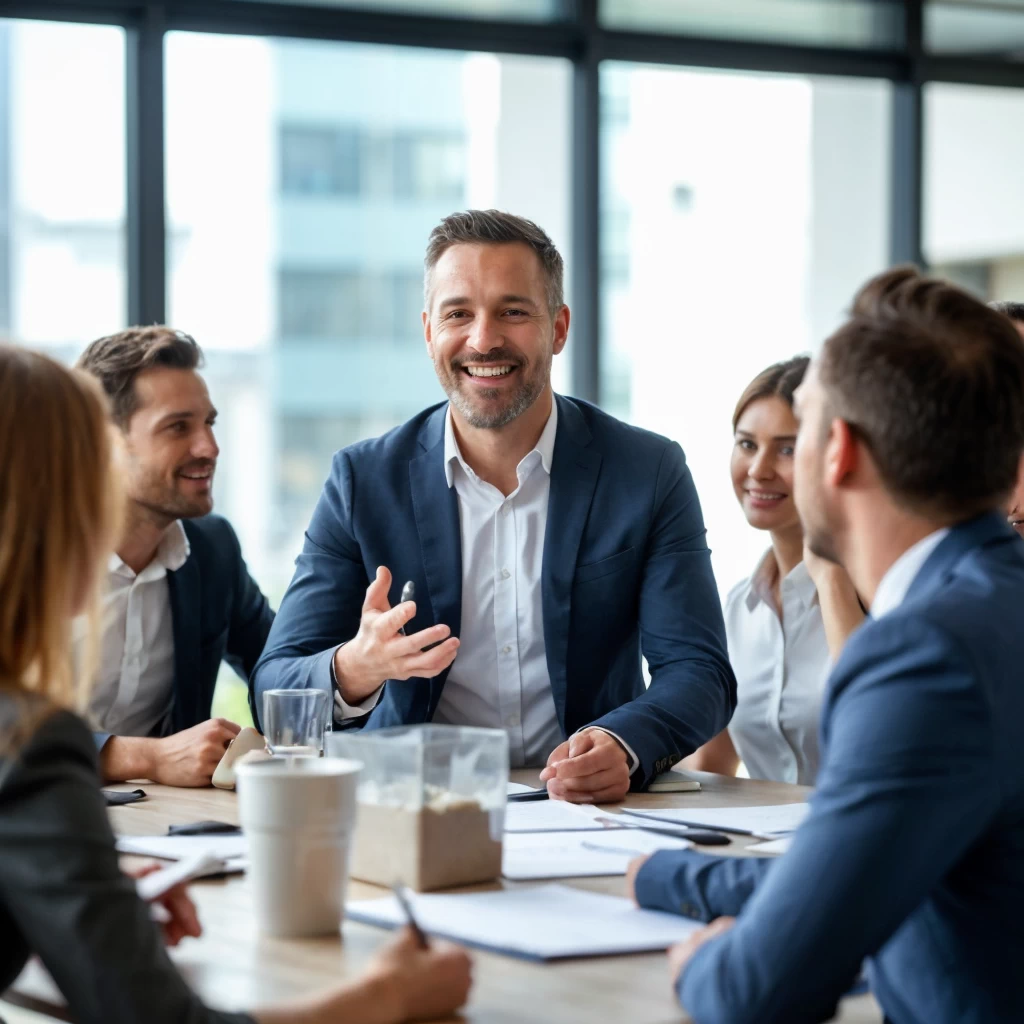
[542,396,602,732]
[409,406,463,719]
[166,555,202,735]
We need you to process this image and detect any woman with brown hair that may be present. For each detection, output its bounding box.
[686,356,863,785]
[0,346,471,1024]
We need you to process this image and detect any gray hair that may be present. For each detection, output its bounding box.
[990,300,1024,325]
[423,209,564,316]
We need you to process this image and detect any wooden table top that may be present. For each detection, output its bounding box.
[12,770,882,1024]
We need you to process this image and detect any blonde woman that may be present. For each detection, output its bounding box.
[0,346,472,1024]
[687,357,863,785]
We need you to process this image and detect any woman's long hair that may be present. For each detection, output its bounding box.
[0,345,121,751]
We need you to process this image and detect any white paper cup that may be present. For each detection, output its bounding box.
[236,756,362,938]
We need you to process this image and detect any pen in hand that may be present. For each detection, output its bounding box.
[391,883,429,949]
[397,580,415,637]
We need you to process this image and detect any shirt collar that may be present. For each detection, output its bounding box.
[443,399,558,489]
[108,520,191,579]
[871,528,951,620]
[745,548,817,614]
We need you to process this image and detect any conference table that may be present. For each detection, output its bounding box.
[7,770,882,1024]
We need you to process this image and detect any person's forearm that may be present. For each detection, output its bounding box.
[254,973,401,1024]
[816,570,866,661]
[636,849,772,920]
[683,729,740,776]
[98,735,156,783]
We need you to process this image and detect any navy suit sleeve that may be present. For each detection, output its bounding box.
[675,616,999,1024]
[220,522,275,686]
[635,848,773,921]
[249,452,368,731]
[587,442,736,787]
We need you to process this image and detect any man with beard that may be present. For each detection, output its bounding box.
[628,268,1024,1024]
[78,328,274,786]
[252,210,735,802]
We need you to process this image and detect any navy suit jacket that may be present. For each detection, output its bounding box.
[636,513,1024,1024]
[94,515,274,747]
[252,395,735,788]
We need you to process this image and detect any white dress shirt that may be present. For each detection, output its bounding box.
[724,550,831,785]
[871,529,950,619]
[79,521,189,737]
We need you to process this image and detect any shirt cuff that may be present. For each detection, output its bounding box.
[579,726,640,775]
[329,645,385,720]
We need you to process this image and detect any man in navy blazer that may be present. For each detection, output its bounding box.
[78,328,274,787]
[253,210,735,800]
[630,268,1024,1023]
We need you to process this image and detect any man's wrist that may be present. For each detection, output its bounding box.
[332,645,380,705]
[100,735,157,783]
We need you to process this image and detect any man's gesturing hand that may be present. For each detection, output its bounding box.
[333,566,459,705]
[539,729,631,804]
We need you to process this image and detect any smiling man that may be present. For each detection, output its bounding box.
[77,328,274,787]
[252,210,735,801]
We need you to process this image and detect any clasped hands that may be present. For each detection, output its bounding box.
[336,566,631,803]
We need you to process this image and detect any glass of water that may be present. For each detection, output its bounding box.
[263,689,330,757]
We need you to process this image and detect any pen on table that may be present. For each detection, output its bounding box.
[593,816,731,846]
[391,883,429,949]
[617,809,777,842]
[397,580,415,636]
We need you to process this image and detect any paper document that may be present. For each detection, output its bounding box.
[507,782,536,795]
[346,882,702,960]
[504,798,612,833]
[624,803,810,836]
[117,833,248,868]
[749,836,793,855]
[503,829,691,881]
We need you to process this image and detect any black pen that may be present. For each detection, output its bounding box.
[391,883,429,949]
[397,580,415,636]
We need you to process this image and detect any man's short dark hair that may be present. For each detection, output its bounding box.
[424,209,564,315]
[819,266,1024,521]
[77,326,203,427]
[989,300,1024,325]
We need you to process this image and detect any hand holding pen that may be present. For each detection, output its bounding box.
[332,566,459,706]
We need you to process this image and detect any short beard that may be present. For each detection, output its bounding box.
[437,349,551,430]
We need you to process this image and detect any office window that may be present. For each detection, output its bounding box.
[0,20,125,354]
[925,83,1024,302]
[600,0,903,49]
[232,0,557,19]
[600,64,891,597]
[167,33,571,614]
[281,125,361,196]
[926,2,1024,59]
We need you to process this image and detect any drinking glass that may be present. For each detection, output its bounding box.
[263,688,330,756]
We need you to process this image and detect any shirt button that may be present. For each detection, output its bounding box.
[506,715,520,728]
[501,503,512,517]
[501,568,511,580]
[501,645,512,655]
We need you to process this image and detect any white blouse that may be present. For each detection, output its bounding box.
[723,550,832,785]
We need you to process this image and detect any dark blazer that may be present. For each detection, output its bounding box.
[0,697,253,1024]
[635,513,1024,1024]
[94,514,274,747]
[252,395,736,788]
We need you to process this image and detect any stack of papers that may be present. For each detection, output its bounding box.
[502,828,690,880]
[346,882,702,960]
[504,798,615,833]
[116,833,248,871]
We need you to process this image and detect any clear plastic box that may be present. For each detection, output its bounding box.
[326,725,509,891]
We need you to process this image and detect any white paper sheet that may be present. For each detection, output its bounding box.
[504,798,614,833]
[748,836,793,855]
[507,782,538,795]
[346,883,702,960]
[502,829,691,880]
[116,833,249,868]
[624,803,809,836]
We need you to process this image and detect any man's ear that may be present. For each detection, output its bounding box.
[825,418,859,489]
[423,309,434,359]
[552,305,570,356]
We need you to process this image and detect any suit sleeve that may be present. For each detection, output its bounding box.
[0,710,253,1024]
[219,521,275,686]
[249,451,369,732]
[587,441,736,788]
[634,847,773,921]
[675,617,999,1024]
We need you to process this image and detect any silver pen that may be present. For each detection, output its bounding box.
[398,580,415,636]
